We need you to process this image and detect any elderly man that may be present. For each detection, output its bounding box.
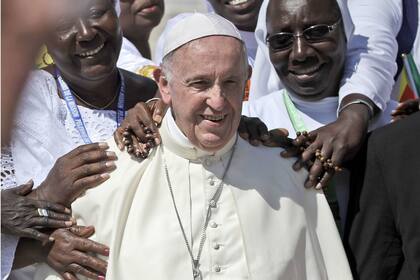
[35,13,351,280]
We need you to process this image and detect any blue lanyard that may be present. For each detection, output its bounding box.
[56,70,126,144]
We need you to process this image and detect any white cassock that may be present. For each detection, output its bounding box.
[242,89,397,232]
[35,112,352,280]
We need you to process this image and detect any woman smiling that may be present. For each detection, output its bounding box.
[1,0,157,279]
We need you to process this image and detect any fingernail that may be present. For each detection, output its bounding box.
[154,115,162,124]
[106,151,117,158]
[99,142,109,148]
[315,183,322,190]
[100,173,110,179]
[64,207,71,214]
[49,236,55,242]
[105,161,116,168]
[104,248,110,256]
[71,217,77,223]
[98,276,106,280]
[154,137,161,145]
[65,221,73,227]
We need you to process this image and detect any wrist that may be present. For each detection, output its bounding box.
[338,103,371,127]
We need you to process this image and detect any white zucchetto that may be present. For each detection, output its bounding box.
[162,13,243,59]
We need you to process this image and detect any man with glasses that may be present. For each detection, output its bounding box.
[242,0,395,233]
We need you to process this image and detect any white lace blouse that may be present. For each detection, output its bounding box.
[1,70,122,279]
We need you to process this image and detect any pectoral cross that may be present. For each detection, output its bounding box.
[193,260,202,280]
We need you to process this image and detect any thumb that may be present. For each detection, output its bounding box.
[15,179,34,196]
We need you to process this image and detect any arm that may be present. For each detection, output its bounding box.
[339,0,402,111]
[348,133,402,279]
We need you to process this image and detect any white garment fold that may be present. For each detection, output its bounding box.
[35,113,352,280]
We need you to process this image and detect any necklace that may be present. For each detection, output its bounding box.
[161,142,236,280]
[56,69,126,144]
[71,88,119,110]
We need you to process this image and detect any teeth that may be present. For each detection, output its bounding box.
[78,43,105,58]
[203,115,225,121]
[293,65,321,75]
[228,0,248,5]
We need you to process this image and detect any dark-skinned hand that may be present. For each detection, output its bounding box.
[115,99,293,158]
[114,100,166,158]
[282,103,370,189]
[29,143,117,208]
[47,226,108,280]
[391,98,419,122]
[1,180,73,244]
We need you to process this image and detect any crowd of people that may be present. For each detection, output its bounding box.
[1,0,419,279]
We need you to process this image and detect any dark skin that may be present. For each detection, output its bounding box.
[391,98,420,121]
[119,0,164,59]
[118,0,377,189]
[208,0,263,32]
[266,0,377,189]
[114,99,292,158]
[9,0,156,278]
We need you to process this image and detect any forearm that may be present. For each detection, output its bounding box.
[339,93,378,122]
[340,0,401,111]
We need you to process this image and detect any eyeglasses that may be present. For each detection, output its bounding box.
[266,19,341,51]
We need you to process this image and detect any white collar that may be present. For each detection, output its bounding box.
[162,109,237,161]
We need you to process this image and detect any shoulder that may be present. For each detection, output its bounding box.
[368,112,420,158]
[15,70,61,121]
[120,69,157,108]
[232,137,307,187]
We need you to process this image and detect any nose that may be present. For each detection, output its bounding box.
[206,85,226,111]
[76,18,96,42]
[290,35,314,62]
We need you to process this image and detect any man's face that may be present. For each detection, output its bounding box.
[208,0,263,32]
[159,36,250,152]
[267,0,346,100]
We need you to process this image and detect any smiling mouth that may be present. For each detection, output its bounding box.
[226,0,249,5]
[202,114,226,122]
[76,43,105,58]
[290,64,324,76]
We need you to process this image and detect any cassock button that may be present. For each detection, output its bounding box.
[209,200,216,207]
[209,180,215,186]
[214,265,221,273]
[213,243,220,250]
[210,221,218,228]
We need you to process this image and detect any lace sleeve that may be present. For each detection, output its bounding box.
[1,147,17,190]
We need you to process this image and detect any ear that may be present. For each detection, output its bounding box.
[157,68,172,105]
[247,65,252,80]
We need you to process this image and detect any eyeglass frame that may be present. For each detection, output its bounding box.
[265,18,342,51]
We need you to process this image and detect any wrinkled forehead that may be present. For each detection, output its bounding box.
[266,0,341,31]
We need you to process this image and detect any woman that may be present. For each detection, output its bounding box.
[1,0,157,279]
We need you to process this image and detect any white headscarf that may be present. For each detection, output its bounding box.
[114,0,121,16]
[249,0,354,100]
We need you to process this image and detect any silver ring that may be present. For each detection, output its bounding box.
[37,208,49,217]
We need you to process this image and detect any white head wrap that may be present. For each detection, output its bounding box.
[249,0,354,100]
[161,13,243,59]
[114,0,121,16]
